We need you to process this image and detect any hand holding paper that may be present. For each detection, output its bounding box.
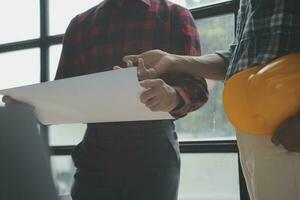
[140,79,180,112]
[113,62,180,113]
[0,68,173,125]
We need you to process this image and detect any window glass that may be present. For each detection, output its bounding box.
[179,153,240,200]
[51,156,76,195]
[49,124,86,146]
[49,45,62,81]
[0,49,40,106]
[170,0,231,9]
[0,0,40,44]
[195,14,234,55]
[176,14,235,141]
[49,0,102,35]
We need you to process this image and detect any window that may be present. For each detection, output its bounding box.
[49,45,62,81]
[49,0,102,35]
[0,0,40,44]
[51,156,76,195]
[0,49,40,106]
[170,0,231,9]
[49,124,86,146]
[176,14,235,141]
[179,153,240,200]
[0,49,40,90]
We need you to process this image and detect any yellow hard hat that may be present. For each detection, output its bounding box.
[223,53,300,135]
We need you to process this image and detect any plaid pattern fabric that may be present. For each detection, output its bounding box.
[218,0,300,79]
[55,0,208,118]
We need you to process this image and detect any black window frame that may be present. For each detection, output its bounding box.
[0,0,249,199]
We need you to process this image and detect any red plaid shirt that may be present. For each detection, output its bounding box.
[55,0,208,118]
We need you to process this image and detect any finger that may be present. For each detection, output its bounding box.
[271,127,283,145]
[139,79,164,89]
[123,55,139,65]
[281,142,299,152]
[2,96,20,105]
[279,131,300,152]
[2,96,33,110]
[2,95,12,104]
[271,119,291,145]
[137,58,150,80]
[113,66,122,70]
[271,135,281,146]
[145,96,161,108]
[149,103,163,112]
[140,88,157,104]
[126,60,134,67]
[137,58,158,80]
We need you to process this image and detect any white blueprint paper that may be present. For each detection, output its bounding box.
[0,68,173,125]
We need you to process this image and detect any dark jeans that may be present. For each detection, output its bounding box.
[71,121,180,200]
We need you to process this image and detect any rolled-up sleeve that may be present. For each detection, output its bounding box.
[215,41,237,63]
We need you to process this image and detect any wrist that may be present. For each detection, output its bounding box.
[168,54,184,73]
[169,87,185,111]
[168,87,180,111]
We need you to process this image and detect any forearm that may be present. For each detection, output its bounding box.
[171,53,229,80]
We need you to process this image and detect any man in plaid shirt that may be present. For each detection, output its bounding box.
[124,0,300,199]
[55,0,208,199]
